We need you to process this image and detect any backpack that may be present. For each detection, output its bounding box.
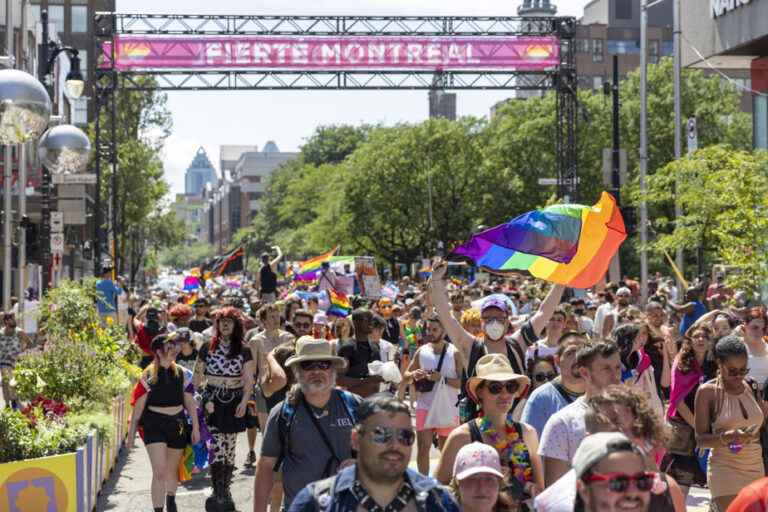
[273,389,359,472]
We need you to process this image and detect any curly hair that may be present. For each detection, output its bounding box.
[585,384,669,448]
[460,308,481,330]
[677,324,713,374]
[168,303,192,319]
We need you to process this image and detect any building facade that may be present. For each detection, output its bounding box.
[200,142,298,249]
[681,0,768,149]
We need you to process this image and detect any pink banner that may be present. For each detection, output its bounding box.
[103,35,559,71]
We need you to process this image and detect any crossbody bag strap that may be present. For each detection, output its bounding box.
[435,344,448,374]
[552,380,576,405]
[302,394,342,464]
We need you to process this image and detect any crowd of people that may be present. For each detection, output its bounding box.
[103,251,768,512]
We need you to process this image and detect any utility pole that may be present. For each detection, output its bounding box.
[673,0,685,286]
[639,0,650,303]
[3,0,14,310]
[18,0,27,314]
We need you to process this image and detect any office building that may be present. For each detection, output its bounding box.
[184,147,217,197]
[681,0,768,149]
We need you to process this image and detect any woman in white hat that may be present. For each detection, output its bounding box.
[436,353,544,508]
[451,442,513,512]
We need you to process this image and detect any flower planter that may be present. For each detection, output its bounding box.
[0,394,133,512]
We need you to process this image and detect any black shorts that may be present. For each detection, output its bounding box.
[140,410,189,449]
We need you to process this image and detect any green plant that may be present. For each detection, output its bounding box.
[0,408,91,463]
[66,410,115,442]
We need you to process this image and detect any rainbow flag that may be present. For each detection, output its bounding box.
[183,275,200,291]
[288,247,341,280]
[451,192,626,289]
[184,292,198,305]
[327,289,351,317]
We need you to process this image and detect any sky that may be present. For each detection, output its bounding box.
[115,0,592,195]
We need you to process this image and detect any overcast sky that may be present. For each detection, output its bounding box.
[116,0,592,195]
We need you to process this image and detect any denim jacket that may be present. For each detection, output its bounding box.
[288,465,460,512]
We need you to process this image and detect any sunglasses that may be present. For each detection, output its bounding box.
[299,360,333,371]
[533,372,558,383]
[724,367,749,377]
[294,322,312,329]
[583,472,656,493]
[484,380,520,395]
[361,426,416,446]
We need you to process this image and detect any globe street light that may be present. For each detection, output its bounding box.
[0,68,52,310]
[37,124,91,175]
[0,69,52,144]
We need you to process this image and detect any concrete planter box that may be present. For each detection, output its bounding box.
[0,394,132,512]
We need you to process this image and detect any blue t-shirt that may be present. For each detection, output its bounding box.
[96,279,121,314]
[679,300,707,336]
[521,380,578,437]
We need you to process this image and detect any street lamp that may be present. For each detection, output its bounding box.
[37,124,91,175]
[0,69,52,310]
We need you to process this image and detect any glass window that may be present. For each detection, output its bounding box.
[607,40,641,55]
[28,4,41,29]
[72,5,88,33]
[71,97,88,126]
[661,41,674,56]
[592,39,604,63]
[593,76,603,91]
[48,5,64,34]
[575,39,590,54]
[77,49,87,75]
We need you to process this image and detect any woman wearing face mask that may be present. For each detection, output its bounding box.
[128,332,201,512]
[695,335,766,512]
[612,323,665,420]
[193,307,255,512]
[451,442,516,512]
[0,312,30,409]
[436,354,544,510]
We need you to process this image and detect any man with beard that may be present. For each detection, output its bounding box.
[403,314,463,475]
[573,433,652,512]
[600,287,632,339]
[188,298,213,333]
[288,394,460,512]
[254,337,362,512]
[522,333,588,437]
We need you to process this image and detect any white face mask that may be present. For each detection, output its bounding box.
[484,320,506,341]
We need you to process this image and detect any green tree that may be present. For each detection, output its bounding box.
[126,210,186,284]
[644,145,768,293]
[342,118,486,269]
[90,76,173,275]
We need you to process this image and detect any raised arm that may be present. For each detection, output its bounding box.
[428,259,475,357]
[270,245,283,269]
[528,284,566,337]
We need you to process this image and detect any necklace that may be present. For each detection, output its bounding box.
[477,413,533,485]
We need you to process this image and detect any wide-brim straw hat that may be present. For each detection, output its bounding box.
[285,336,348,371]
[467,353,530,403]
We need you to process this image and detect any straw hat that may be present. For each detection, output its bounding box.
[467,353,530,402]
[285,336,348,371]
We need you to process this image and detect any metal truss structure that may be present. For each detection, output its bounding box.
[92,13,578,267]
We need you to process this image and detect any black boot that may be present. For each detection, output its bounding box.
[220,464,238,512]
[205,462,225,512]
[166,494,178,512]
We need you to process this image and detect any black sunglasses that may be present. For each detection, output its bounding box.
[294,322,312,329]
[361,426,416,446]
[725,367,749,377]
[299,360,333,371]
[485,380,520,395]
[583,472,655,493]
[533,372,558,383]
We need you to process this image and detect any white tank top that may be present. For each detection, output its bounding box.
[747,345,768,388]
[416,342,460,411]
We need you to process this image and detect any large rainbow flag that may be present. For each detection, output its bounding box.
[451,192,626,289]
[288,248,354,281]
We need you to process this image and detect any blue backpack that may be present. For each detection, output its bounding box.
[273,389,359,472]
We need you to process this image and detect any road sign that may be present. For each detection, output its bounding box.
[50,211,64,232]
[687,117,698,155]
[52,173,97,185]
[50,233,64,253]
